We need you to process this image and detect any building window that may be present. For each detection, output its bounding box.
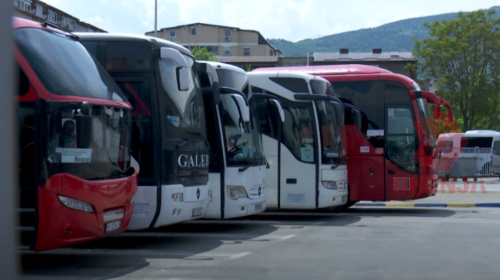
[224,47,231,56]
[190,28,197,36]
[224,29,231,37]
[207,46,219,55]
[243,47,250,56]
[169,31,176,38]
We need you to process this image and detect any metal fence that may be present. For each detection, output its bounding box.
[435,147,492,176]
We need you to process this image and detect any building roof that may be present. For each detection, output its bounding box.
[14,0,106,32]
[145,22,280,53]
[313,51,415,62]
[217,56,279,63]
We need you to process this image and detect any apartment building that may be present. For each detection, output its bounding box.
[146,23,281,57]
[14,0,105,32]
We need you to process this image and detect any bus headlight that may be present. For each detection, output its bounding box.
[322,181,337,190]
[172,193,184,202]
[58,195,94,213]
[227,186,248,200]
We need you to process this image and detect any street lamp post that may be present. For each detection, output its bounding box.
[154,0,157,37]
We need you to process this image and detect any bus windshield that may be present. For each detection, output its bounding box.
[14,28,127,102]
[46,105,132,180]
[220,95,264,166]
[158,54,206,132]
[316,101,342,163]
[216,69,248,92]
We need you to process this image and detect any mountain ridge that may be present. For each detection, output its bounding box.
[268,6,500,57]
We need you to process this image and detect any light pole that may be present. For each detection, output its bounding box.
[154,0,157,37]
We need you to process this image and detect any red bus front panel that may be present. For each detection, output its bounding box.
[35,173,137,252]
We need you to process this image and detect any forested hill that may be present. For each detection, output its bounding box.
[268,6,500,57]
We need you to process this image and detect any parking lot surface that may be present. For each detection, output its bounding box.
[21,207,500,280]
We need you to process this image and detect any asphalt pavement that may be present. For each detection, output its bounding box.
[20,207,500,280]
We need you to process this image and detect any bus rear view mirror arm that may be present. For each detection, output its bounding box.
[230,94,250,122]
[269,99,285,123]
[160,47,191,91]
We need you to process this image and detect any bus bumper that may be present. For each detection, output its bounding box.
[223,196,267,220]
[153,184,210,228]
[34,173,137,252]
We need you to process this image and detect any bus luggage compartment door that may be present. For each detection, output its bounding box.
[348,156,385,201]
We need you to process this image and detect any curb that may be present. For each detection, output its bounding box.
[354,202,500,208]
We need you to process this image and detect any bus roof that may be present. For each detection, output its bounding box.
[252,64,420,89]
[252,64,392,76]
[200,60,246,74]
[13,17,72,37]
[247,71,320,102]
[74,32,193,57]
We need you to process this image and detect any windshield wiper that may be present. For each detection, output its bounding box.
[238,165,251,172]
[42,21,79,40]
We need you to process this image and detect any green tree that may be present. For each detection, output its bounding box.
[412,8,500,131]
[191,46,218,62]
[244,64,252,72]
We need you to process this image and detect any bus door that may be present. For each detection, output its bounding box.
[279,102,317,209]
[250,93,285,208]
[111,73,161,230]
[384,105,419,200]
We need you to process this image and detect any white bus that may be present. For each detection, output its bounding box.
[197,61,284,219]
[247,71,348,210]
[436,130,499,180]
[78,34,210,230]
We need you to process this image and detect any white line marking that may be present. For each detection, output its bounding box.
[278,234,295,240]
[228,252,252,259]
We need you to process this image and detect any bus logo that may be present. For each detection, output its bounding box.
[258,186,261,196]
[196,188,200,200]
[177,154,209,168]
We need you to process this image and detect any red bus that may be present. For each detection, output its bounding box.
[14,17,138,252]
[253,64,453,207]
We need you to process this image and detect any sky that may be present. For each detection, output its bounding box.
[43,0,499,42]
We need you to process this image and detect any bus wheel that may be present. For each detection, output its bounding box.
[441,176,448,182]
[463,177,468,182]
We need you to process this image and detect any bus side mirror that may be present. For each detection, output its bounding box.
[160,47,191,91]
[74,114,92,148]
[177,67,190,91]
[230,94,250,122]
[269,99,285,123]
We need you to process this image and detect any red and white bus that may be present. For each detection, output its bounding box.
[14,17,138,252]
[253,64,453,206]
